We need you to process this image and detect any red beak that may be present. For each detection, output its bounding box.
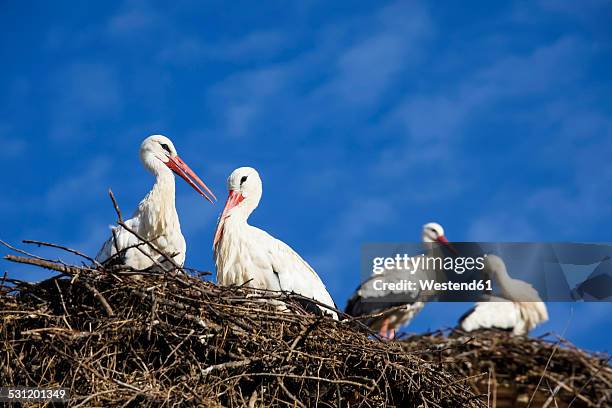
[213,190,244,248]
[165,155,216,203]
[436,235,459,255]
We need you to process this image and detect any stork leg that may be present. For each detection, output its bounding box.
[379,318,388,338]
[379,318,391,339]
[388,328,396,340]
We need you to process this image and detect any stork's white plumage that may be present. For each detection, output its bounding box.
[345,222,454,339]
[459,254,548,335]
[213,167,337,319]
[96,135,215,270]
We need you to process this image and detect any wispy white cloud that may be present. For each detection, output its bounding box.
[210,64,294,138]
[389,36,587,144]
[44,156,112,212]
[312,1,432,109]
[159,30,290,64]
[176,191,220,237]
[217,31,290,60]
[309,197,395,290]
[205,0,433,140]
[370,35,591,224]
[107,0,159,38]
[0,123,26,159]
[49,62,122,141]
[467,212,537,241]
[537,0,611,19]
[525,109,612,236]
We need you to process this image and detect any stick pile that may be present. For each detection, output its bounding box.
[0,246,485,407]
[401,330,611,408]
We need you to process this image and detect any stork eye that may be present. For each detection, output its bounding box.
[160,143,171,154]
[240,176,248,185]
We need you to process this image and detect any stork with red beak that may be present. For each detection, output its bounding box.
[96,135,215,270]
[345,222,454,339]
[213,167,338,319]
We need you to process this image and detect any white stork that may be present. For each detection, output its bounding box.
[459,254,548,335]
[213,167,337,319]
[345,222,454,339]
[96,135,215,270]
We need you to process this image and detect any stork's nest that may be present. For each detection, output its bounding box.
[0,249,485,407]
[400,330,611,408]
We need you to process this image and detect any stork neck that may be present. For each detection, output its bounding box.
[233,203,256,223]
[138,171,180,237]
[491,264,515,299]
[223,207,252,230]
[152,171,176,201]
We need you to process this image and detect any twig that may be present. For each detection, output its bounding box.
[567,356,611,408]
[106,191,169,273]
[284,318,322,364]
[110,224,122,262]
[3,255,84,276]
[113,378,143,393]
[162,329,194,366]
[22,239,103,268]
[108,189,124,223]
[201,358,253,376]
[542,380,563,408]
[277,378,306,408]
[220,372,376,391]
[54,279,70,318]
[527,307,574,408]
[0,239,48,261]
[0,271,7,291]
[83,282,115,317]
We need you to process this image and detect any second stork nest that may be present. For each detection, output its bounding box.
[401,329,611,408]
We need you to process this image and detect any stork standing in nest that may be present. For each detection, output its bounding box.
[345,222,455,339]
[213,167,337,319]
[459,254,548,335]
[96,135,215,270]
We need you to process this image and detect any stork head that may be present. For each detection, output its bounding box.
[422,222,446,243]
[422,222,458,255]
[140,135,216,203]
[213,167,262,248]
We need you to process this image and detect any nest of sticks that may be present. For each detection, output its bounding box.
[0,242,485,407]
[401,330,611,408]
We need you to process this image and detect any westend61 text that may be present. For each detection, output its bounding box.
[372,279,493,292]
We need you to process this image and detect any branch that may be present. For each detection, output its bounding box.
[108,189,124,223]
[0,239,48,261]
[83,282,115,317]
[201,358,253,376]
[277,378,306,408]
[22,239,103,268]
[3,255,85,276]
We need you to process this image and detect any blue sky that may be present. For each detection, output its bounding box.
[1,1,611,351]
